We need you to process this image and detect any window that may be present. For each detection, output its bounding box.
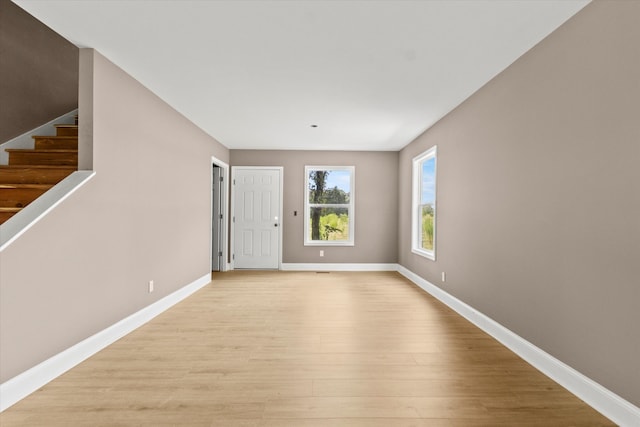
[304,166,355,246]
[412,146,436,260]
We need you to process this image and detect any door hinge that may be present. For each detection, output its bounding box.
[218,251,223,257]
[219,214,223,219]
[233,179,236,185]
[232,254,235,260]
[220,176,224,182]
[232,216,235,223]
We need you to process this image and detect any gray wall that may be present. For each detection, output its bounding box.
[0,0,78,142]
[0,49,229,382]
[398,0,639,406]
[231,150,398,264]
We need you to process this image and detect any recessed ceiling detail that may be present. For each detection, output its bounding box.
[15,0,589,151]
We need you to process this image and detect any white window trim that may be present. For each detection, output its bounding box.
[412,146,437,260]
[304,165,355,246]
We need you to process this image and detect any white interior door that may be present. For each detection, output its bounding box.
[233,167,281,269]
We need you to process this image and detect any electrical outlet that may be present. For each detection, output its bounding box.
[441,272,446,282]
[320,250,324,257]
[148,280,154,293]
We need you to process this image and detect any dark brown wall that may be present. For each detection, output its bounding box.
[398,0,640,405]
[0,0,78,142]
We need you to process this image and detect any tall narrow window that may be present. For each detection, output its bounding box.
[304,166,355,246]
[412,146,436,260]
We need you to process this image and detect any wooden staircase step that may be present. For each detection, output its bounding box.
[0,165,75,184]
[5,149,78,166]
[0,207,22,225]
[0,184,52,189]
[0,184,53,207]
[0,118,79,225]
[54,124,78,137]
[33,135,78,149]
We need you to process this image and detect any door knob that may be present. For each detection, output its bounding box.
[274,223,279,227]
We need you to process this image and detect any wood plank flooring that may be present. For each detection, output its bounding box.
[0,271,614,426]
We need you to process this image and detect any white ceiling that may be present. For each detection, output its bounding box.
[15,0,589,151]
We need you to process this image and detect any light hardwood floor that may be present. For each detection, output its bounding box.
[0,271,614,426]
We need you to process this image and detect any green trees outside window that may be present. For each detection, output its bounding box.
[412,146,436,260]
[305,167,354,245]
[421,204,434,251]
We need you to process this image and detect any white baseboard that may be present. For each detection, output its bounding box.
[3,264,637,425]
[0,273,211,412]
[397,265,640,427]
[281,263,398,271]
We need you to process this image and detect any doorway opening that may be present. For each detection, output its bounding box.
[211,157,229,272]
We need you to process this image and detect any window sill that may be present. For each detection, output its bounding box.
[412,247,435,261]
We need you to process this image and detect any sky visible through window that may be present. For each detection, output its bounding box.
[421,157,435,205]
[325,170,351,193]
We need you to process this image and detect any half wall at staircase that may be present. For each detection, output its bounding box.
[0,49,229,383]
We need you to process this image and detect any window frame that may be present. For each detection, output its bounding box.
[304,165,355,246]
[412,146,437,260]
